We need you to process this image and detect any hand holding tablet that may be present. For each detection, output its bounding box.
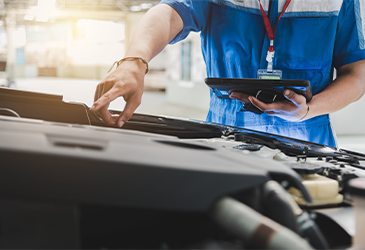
[205,78,312,115]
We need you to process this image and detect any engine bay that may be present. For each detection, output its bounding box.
[0,87,364,249]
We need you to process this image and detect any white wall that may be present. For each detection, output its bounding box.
[165,32,210,111]
[12,65,38,78]
[331,96,365,135]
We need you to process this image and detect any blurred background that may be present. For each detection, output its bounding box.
[0,0,365,152]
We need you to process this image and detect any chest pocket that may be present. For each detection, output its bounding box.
[274,0,343,70]
[275,16,338,71]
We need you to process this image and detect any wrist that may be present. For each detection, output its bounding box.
[108,56,149,74]
[298,104,310,122]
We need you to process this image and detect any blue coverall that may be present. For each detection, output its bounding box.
[160,0,365,147]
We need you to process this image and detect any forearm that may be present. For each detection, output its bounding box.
[306,60,365,120]
[91,4,183,127]
[237,60,365,122]
[125,4,183,62]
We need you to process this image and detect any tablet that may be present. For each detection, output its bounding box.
[205,78,312,103]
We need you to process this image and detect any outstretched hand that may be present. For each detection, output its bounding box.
[90,60,146,127]
[230,89,309,121]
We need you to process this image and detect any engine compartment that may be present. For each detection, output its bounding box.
[0,87,364,249]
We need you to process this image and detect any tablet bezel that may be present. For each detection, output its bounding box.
[205,78,312,102]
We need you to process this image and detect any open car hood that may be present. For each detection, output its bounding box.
[0,87,364,249]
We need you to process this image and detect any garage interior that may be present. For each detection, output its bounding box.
[1,0,365,152]
[2,1,365,249]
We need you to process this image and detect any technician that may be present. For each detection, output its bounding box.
[90,0,365,147]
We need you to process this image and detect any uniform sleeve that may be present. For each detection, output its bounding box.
[333,0,365,68]
[158,0,210,44]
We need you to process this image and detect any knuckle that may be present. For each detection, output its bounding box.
[114,83,124,91]
[102,92,111,99]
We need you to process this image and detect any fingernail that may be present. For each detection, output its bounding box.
[284,90,290,96]
[248,96,254,102]
[118,121,124,127]
[230,94,237,98]
[90,104,96,110]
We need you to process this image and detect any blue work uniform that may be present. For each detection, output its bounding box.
[159,0,365,147]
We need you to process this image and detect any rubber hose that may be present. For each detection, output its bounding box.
[262,180,301,233]
[210,196,313,250]
[263,181,329,249]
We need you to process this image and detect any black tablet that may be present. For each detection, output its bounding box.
[205,78,312,103]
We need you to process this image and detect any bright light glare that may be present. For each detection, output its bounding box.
[13,27,26,47]
[140,3,153,9]
[0,21,3,26]
[130,5,142,11]
[0,30,7,47]
[24,15,35,21]
[36,0,56,22]
[37,0,56,10]
[72,20,125,65]
[77,19,125,43]
[77,19,89,29]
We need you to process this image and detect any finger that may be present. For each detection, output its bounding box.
[230,92,250,102]
[94,83,102,103]
[96,105,117,126]
[248,96,269,111]
[283,89,305,106]
[116,96,141,127]
[111,114,119,121]
[249,96,287,112]
[91,87,121,112]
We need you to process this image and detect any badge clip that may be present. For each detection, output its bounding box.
[266,40,275,72]
[257,40,282,79]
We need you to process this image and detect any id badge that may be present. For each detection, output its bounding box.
[257,69,282,79]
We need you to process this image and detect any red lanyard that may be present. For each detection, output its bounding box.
[258,0,291,53]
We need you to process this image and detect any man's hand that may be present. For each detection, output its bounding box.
[230,89,309,121]
[90,60,145,127]
[89,4,183,127]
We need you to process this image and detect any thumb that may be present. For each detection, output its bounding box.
[283,89,304,106]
